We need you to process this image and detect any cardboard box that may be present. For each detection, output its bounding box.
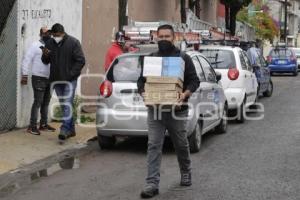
[145,83,182,92]
[143,57,185,81]
[146,77,183,88]
[144,91,180,106]
[143,57,162,77]
[162,57,185,80]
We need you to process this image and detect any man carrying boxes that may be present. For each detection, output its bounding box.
[137,24,200,198]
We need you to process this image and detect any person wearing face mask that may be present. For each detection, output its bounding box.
[21,27,56,135]
[103,31,126,72]
[41,23,85,141]
[137,24,200,198]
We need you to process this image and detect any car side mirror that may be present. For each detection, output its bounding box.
[216,71,222,82]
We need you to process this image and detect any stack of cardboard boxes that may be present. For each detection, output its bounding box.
[143,57,185,105]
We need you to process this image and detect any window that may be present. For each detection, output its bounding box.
[242,51,253,72]
[192,57,206,82]
[108,56,142,82]
[198,56,217,83]
[270,49,292,57]
[200,49,236,69]
[239,51,247,70]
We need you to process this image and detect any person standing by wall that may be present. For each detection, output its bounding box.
[21,27,56,135]
[103,31,126,72]
[41,23,85,141]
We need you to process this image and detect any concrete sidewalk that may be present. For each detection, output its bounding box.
[0,122,97,197]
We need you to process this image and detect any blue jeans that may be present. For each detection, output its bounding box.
[54,80,77,134]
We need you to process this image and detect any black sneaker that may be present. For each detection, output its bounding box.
[27,127,41,135]
[39,124,56,132]
[140,185,159,199]
[58,131,68,140]
[180,172,192,186]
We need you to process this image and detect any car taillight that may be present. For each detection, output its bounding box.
[99,80,113,98]
[267,56,272,63]
[228,68,239,80]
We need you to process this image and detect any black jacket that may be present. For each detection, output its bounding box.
[137,47,200,110]
[42,34,85,82]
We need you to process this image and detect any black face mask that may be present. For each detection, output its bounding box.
[42,35,51,43]
[158,40,174,53]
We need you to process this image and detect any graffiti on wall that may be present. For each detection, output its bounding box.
[21,9,52,20]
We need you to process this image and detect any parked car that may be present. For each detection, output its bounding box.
[267,47,298,76]
[291,47,300,70]
[96,51,228,153]
[251,49,273,97]
[200,45,258,123]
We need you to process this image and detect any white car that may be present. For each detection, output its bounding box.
[291,47,300,69]
[200,45,258,123]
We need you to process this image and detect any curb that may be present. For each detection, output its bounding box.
[0,138,97,198]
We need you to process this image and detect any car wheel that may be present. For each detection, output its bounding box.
[188,122,202,153]
[98,135,116,149]
[263,80,273,97]
[236,98,246,123]
[215,105,228,134]
[293,70,298,76]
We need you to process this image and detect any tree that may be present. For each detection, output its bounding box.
[220,0,252,35]
[237,6,279,41]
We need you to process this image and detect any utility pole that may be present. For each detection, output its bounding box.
[119,0,128,31]
[284,0,288,44]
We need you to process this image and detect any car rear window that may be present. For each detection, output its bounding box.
[270,49,292,57]
[199,49,236,69]
[108,56,142,82]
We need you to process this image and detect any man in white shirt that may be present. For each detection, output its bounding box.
[21,27,56,135]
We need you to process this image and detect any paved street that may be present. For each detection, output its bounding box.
[4,76,300,200]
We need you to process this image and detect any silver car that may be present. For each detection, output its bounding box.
[96,50,228,153]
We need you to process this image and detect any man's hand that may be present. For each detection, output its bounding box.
[42,48,51,57]
[21,75,28,85]
[178,90,192,104]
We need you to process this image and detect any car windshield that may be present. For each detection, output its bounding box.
[270,49,292,57]
[108,55,142,82]
[199,49,236,69]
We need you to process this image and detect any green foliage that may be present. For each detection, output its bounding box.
[237,4,279,41]
[53,96,95,124]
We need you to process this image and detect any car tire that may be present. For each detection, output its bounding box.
[263,80,273,97]
[98,135,116,149]
[188,122,202,153]
[236,98,246,123]
[215,105,228,134]
[293,70,298,76]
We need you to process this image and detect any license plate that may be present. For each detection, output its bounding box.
[133,95,142,102]
[278,60,286,64]
[132,95,144,106]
